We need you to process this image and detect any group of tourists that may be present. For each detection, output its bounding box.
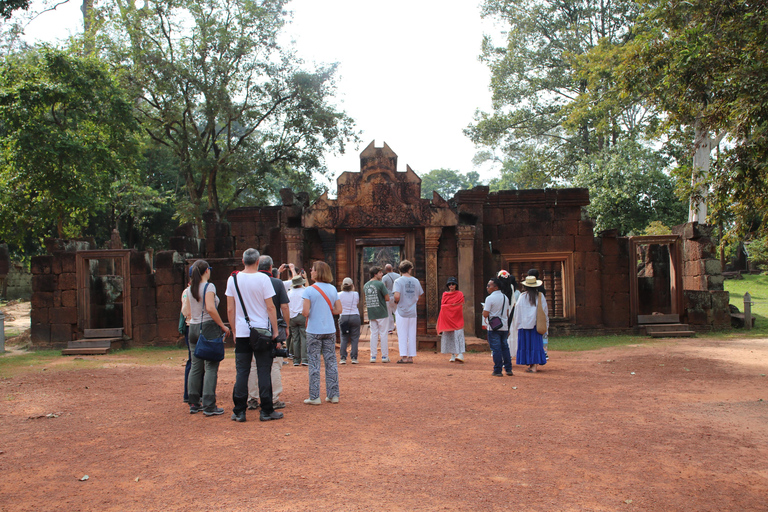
[179,251,549,422]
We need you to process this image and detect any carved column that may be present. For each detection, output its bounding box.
[457,225,476,336]
[284,228,303,270]
[424,227,442,333]
[318,229,336,280]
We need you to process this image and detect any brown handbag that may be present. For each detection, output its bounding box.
[536,292,547,335]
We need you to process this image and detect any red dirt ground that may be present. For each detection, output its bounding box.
[1,336,767,512]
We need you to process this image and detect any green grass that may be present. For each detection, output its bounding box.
[0,346,187,379]
[723,274,768,335]
[548,334,652,351]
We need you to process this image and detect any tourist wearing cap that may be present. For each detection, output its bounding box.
[338,277,361,364]
[482,277,513,376]
[511,275,549,373]
[437,277,466,363]
[287,273,308,366]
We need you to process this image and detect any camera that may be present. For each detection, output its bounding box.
[272,344,289,358]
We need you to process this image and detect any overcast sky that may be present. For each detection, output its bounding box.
[21,0,501,187]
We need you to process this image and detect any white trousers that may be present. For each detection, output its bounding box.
[386,299,396,331]
[248,355,282,401]
[396,313,417,357]
[369,318,388,359]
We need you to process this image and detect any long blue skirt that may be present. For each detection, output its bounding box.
[516,328,547,366]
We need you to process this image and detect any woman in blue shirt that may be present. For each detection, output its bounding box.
[302,261,342,404]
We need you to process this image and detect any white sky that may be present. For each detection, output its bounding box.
[20,0,501,187]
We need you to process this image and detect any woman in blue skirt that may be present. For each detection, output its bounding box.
[511,275,549,373]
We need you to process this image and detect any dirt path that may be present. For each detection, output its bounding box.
[1,337,767,511]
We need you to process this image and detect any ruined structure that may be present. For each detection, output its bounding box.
[29,141,730,349]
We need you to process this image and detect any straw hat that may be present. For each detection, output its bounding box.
[522,275,543,288]
[291,275,305,287]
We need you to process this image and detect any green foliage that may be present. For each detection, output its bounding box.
[486,150,553,191]
[0,47,141,254]
[419,168,481,199]
[467,0,644,182]
[573,140,687,235]
[0,0,29,19]
[745,238,768,271]
[642,221,672,236]
[549,334,651,351]
[92,0,359,221]
[614,0,768,238]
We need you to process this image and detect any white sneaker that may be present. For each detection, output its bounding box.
[456,354,464,363]
[370,357,376,363]
[340,359,346,365]
[303,398,321,405]
[449,355,456,362]
[325,396,339,403]
[381,357,390,363]
[351,359,358,364]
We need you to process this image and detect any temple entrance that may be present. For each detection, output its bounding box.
[76,250,132,337]
[628,236,682,325]
[356,240,402,320]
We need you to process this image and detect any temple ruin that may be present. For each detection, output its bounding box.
[28,141,730,351]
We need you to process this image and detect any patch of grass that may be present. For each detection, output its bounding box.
[724,274,768,335]
[0,346,189,379]
[549,334,652,351]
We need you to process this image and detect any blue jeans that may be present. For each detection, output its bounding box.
[487,330,512,374]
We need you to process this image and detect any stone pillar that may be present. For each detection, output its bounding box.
[424,227,442,333]
[284,228,303,270]
[457,225,476,336]
[318,229,336,279]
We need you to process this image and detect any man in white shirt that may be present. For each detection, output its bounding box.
[482,278,513,377]
[382,264,399,332]
[226,248,282,422]
[393,260,423,363]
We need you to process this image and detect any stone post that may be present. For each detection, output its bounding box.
[424,227,442,333]
[284,228,303,271]
[457,225,476,336]
[744,292,753,331]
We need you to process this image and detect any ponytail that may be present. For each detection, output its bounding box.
[189,260,209,301]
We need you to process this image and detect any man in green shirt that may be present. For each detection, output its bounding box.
[364,266,390,363]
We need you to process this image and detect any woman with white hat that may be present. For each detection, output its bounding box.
[511,275,549,372]
[338,277,361,364]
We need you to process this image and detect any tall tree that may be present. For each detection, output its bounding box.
[613,0,768,237]
[466,0,644,181]
[0,0,29,19]
[93,0,358,223]
[0,47,141,249]
[419,168,481,199]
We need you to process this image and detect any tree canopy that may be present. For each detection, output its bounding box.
[93,0,358,223]
[419,168,480,200]
[0,47,141,251]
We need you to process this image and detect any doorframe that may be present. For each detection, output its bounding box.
[76,250,132,337]
[628,235,682,326]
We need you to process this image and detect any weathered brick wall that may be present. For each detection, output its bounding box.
[30,251,79,348]
[596,231,631,329]
[674,222,730,330]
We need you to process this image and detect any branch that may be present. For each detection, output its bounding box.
[24,0,71,28]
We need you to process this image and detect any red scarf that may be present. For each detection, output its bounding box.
[436,290,465,334]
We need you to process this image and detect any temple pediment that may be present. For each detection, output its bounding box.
[304,141,457,229]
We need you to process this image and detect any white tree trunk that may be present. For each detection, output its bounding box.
[689,116,718,223]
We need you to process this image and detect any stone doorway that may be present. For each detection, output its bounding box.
[355,239,403,320]
[628,236,682,325]
[76,250,132,337]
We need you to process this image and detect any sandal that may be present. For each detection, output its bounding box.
[396,359,407,364]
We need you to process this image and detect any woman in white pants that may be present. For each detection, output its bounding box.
[393,260,424,363]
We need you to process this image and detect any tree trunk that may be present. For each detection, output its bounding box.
[689,118,711,223]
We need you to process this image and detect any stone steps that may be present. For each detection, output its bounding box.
[62,328,126,355]
[648,330,696,338]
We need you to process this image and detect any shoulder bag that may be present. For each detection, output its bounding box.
[536,292,548,335]
[193,283,226,361]
[488,294,506,331]
[232,272,274,353]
